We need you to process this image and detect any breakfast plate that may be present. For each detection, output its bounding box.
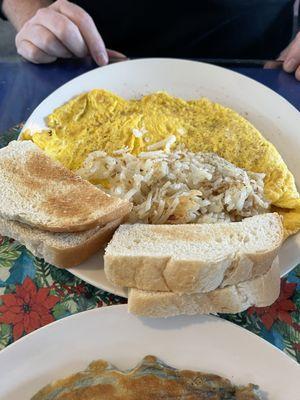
[21,58,300,296]
[0,304,299,399]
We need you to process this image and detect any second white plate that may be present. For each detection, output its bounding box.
[0,305,299,399]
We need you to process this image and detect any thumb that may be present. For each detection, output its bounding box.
[264,45,288,69]
[278,46,289,61]
[107,49,127,59]
[282,34,300,73]
[107,49,128,63]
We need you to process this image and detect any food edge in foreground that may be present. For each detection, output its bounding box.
[31,355,262,400]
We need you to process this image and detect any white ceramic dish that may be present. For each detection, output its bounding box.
[0,304,299,399]
[22,58,300,296]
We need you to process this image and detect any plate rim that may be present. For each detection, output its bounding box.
[0,303,299,370]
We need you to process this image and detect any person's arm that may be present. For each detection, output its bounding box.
[2,0,52,31]
[2,0,126,65]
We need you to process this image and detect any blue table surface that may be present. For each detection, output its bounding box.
[0,58,299,132]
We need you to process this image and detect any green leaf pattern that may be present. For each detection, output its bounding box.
[0,238,22,270]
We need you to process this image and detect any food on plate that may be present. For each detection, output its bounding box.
[13,89,297,316]
[104,213,283,293]
[0,216,123,269]
[23,90,300,235]
[128,257,280,317]
[0,141,131,268]
[0,140,131,232]
[77,148,269,225]
[31,355,262,400]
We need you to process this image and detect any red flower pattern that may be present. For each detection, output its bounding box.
[248,279,297,330]
[293,343,300,352]
[61,283,86,295]
[0,277,59,340]
[97,300,104,308]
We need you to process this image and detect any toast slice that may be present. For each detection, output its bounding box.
[128,257,280,317]
[0,141,131,232]
[104,213,283,293]
[0,215,123,268]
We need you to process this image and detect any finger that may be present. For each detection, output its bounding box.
[278,46,289,61]
[17,40,57,64]
[109,57,127,64]
[18,23,72,58]
[107,49,128,64]
[107,49,127,59]
[264,44,290,69]
[283,33,300,73]
[264,44,289,69]
[51,0,108,65]
[264,60,282,69]
[295,65,300,81]
[33,7,88,57]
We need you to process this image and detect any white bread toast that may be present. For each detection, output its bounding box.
[128,257,280,317]
[104,213,283,293]
[0,216,123,268]
[0,141,131,232]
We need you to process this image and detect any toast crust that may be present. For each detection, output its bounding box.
[45,218,124,268]
[0,216,123,268]
[128,258,280,317]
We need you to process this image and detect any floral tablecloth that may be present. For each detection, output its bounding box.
[0,126,299,362]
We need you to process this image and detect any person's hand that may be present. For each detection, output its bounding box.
[278,33,300,80]
[15,0,126,65]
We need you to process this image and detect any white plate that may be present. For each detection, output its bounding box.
[0,305,299,399]
[22,58,300,296]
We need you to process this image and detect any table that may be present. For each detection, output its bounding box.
[0,59,299,363]
[1,58,300,133]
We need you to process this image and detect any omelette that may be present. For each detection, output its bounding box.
[23,90,300,236]
[32,355,261,400]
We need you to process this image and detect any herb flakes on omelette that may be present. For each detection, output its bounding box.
[22,89,300,236]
